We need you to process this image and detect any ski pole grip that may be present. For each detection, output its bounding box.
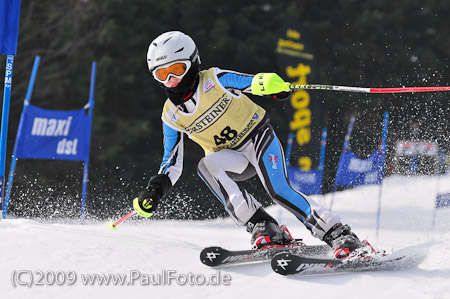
[251,73,291,95]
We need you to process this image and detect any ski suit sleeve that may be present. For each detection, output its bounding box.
[215,68,254,94]
[158,122,184,187]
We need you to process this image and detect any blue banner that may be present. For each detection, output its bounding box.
[335,148,385,187]
[15,104,91,161]
[436,193,450,209]
[287,167,323,195]
[287,128,327,195]
[0,0,21,55]
[335,113,388,189]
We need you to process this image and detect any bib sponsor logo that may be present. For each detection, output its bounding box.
[185,94,231,133]
[202,78,215,93]
[166,108,178,123]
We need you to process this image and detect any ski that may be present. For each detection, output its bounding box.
[271,250,422,276]
[200,243,331,267]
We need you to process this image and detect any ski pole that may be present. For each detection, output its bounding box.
[289,84,450,94]
[109,210,136,230]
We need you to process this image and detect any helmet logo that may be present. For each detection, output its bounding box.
[156,55,167,61]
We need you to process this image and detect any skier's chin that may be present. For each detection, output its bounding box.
[164,77,182,88]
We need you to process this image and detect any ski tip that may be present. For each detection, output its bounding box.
[271,252,294,276]
[202,246,223,251]
[200,246,225,267]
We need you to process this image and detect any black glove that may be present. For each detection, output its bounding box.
[133,174,172,218]
[133,186,160,217]
[270,91,292,101]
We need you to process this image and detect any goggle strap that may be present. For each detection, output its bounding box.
[190,48,199,62]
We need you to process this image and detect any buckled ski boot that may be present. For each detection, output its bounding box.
[247,220,294,249]
[323,223,374,259]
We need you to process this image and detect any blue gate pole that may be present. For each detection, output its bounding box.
[318,128,327,172]
[0,55,16,219]
[409,155,418,175]
[285,132,294,167]
[80,62,96,224]
[318,128,327,194]
[432,146,446,229]
[375,111,389,243]
[330,117,355,211]
[3,56,41,218]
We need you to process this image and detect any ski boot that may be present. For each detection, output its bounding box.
[323,223,375,259]
[247,220,294,249]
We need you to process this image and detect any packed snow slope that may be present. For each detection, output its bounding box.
[2,175,450,299]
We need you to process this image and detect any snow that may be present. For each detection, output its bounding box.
[2,175,450,299]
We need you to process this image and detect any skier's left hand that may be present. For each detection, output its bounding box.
[251,73,291,95]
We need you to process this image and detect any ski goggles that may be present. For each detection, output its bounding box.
[152,60,191,83]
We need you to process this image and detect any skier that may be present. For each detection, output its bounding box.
[133,31,371,259]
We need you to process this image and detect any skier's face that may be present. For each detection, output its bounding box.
[163,76,183,88]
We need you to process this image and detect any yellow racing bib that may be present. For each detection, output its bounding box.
[161,68,266,154]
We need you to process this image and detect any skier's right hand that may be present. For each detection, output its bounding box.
[133,186,160,218]
[133,174,172,218]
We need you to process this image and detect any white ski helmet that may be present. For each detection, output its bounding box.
[147,31,200,76]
